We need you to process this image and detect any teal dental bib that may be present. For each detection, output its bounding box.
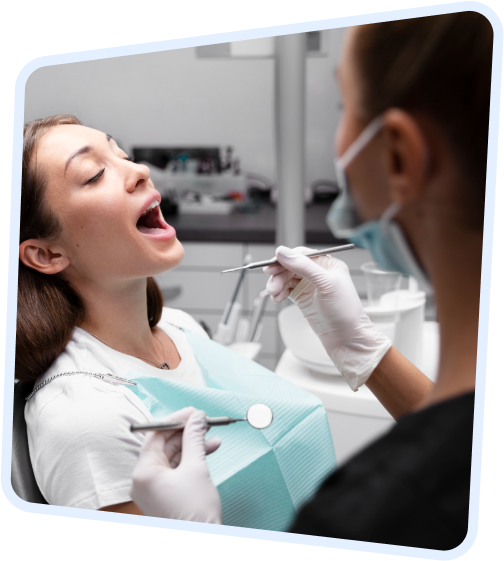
[126,330,337,531]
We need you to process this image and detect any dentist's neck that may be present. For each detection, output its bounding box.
[426,225,482,405]
[404,198,482,408]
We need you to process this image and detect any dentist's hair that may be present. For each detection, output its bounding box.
[17,115,164,383]
[353,11,493,228]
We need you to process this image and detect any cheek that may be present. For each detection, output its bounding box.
[334,120,347,159]
[335,112,358,160]
[59,199,127,249]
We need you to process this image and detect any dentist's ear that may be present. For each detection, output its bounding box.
[19,239,70,275]
[382,109,431,205]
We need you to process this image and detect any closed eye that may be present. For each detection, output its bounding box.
[84,156,134,185]
[84,168,105,185]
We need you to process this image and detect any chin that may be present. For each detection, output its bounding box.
[156,237,185,273]
[171,238,185,266]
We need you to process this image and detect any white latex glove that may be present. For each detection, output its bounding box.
[265,246,391,391]
[131,407,222,524]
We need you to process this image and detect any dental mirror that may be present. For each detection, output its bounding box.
[246,403,274,429]
[130,403,274,433]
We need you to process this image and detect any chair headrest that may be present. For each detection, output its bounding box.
[11,381,48,504]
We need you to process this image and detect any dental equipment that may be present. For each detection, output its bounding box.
[246,289,270,342]
[130,403,273,433]
[214,254,252,345]
[221,244,355,273]
[223,254,252,325]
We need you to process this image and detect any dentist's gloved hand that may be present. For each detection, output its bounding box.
[131,407,222,524]
[265,246,391,391]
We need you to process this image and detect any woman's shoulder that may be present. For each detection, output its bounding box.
[29,327,106,387]
[25,371,151,441]
[25,330,151,425]
[159,307,210,338]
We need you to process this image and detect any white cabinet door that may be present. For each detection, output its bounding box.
[156,269,245,311]
[188,311,278,355]
[177,242,244,270]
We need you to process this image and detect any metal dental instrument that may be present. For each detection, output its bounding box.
[130,403,274,433]
[221,244,355,273]
[223,253,252,325]
[246,289,270,342]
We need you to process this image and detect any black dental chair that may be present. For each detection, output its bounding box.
[11,381,47,504]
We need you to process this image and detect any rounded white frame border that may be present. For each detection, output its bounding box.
[4,0,504,561]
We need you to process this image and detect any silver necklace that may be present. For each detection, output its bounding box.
[26,371,137,401]
[81,328,170,370]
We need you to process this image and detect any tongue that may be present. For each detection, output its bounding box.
[137,225,165,234]
[136,207,165,233]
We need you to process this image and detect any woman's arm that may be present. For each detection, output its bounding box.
[365,346,434,419]
[100,502,144,515]
[265,247,434,416]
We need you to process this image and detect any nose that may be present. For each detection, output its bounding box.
[125,161,151,193]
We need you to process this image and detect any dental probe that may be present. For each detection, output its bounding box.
[130,416,246,433]
[221,243,355,273]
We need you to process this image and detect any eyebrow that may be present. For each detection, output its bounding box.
[64,133,113,174]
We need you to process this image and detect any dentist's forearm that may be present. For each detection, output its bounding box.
[365,346,434,420]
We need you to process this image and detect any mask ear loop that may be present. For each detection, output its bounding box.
[380,202,401,222]
[337,115,385,170]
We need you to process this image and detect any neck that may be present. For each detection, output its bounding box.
[413,212,482,407]
[73,276,156,356]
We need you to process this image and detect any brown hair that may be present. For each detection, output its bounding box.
[353,12,493,227]
[17,115,164,382]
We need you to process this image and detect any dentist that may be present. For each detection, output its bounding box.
[131,12,492,550]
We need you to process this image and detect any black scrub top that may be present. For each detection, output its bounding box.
[290,392,474,551]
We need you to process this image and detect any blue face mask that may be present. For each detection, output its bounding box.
[327,116,430,287]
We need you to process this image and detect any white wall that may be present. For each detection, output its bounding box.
[24,29,345,188]
[305,29,344,186]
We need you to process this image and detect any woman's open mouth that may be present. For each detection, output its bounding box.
[136,200,176,240]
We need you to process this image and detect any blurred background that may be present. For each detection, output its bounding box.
[25,30,343,194]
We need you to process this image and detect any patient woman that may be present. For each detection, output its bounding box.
[19,116,220,514]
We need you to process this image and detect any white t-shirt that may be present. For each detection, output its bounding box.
[25,307,208,510]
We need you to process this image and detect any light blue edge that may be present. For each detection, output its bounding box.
[4,0,504,560]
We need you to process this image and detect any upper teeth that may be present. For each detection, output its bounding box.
[141,200,159,216]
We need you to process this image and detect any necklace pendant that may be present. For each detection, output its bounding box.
[160,362,170,370]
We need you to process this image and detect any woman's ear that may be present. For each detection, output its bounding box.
[19,239,70,275]
[381,109,430,205]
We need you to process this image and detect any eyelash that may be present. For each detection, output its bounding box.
[85,169,105,185]
[85,156,135,185]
